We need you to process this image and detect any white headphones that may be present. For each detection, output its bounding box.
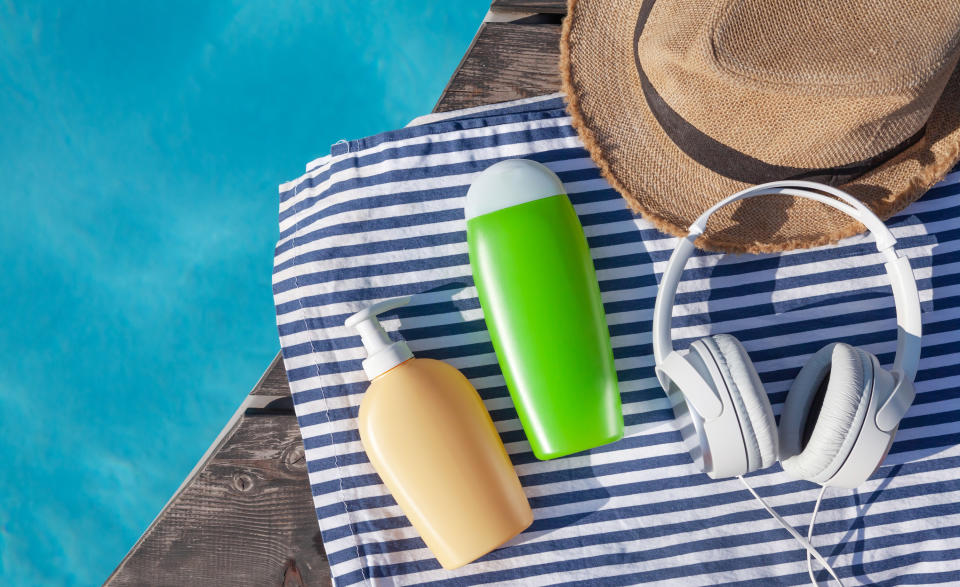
[653,180,922,489]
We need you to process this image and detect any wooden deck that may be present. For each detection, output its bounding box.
[106,1,566,585]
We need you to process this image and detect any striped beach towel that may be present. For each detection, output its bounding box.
[273,94,960,586]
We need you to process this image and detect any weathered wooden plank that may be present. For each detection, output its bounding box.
[433,22,562,112]
[491,0,567,14]
[105,414,325,587]
[252,352,292,396]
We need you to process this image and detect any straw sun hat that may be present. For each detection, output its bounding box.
[561,0,960,252]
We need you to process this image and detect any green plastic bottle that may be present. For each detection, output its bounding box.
[465,159,623,460]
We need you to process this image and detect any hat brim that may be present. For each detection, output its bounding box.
[560,0,960,253]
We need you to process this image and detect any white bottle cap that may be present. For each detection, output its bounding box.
[464,158,566,220]
[344,296,414,380]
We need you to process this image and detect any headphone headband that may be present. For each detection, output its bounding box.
[653,181,922,386]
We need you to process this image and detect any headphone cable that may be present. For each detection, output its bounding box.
[807,485,831,585]
[737,476,845,586]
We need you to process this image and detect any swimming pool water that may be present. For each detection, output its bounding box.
[0,1,487,584]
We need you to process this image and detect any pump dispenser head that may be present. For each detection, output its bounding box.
[345,296,414,379]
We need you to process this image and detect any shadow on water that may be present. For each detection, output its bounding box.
[388,282,614,543]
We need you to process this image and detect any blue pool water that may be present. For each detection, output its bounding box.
[0,1,487,583]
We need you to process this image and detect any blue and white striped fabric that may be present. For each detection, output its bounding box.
[274,93,960,586]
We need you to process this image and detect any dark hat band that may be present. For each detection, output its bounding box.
[632,0,923,186]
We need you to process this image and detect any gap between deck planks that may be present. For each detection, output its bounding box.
[106,6,564,586]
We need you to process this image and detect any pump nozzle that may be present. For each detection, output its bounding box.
[345,296,414,379]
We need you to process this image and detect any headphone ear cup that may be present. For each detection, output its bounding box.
[780,343,875,484]
[690,334,778,472]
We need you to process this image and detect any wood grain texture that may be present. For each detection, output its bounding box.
[491,0,568,14]
[105,414,326,587]
[252,352,292,396]
[433,22,562,112]
[113,7,562,585]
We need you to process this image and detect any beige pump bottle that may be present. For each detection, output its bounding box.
[346,296,532,570]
